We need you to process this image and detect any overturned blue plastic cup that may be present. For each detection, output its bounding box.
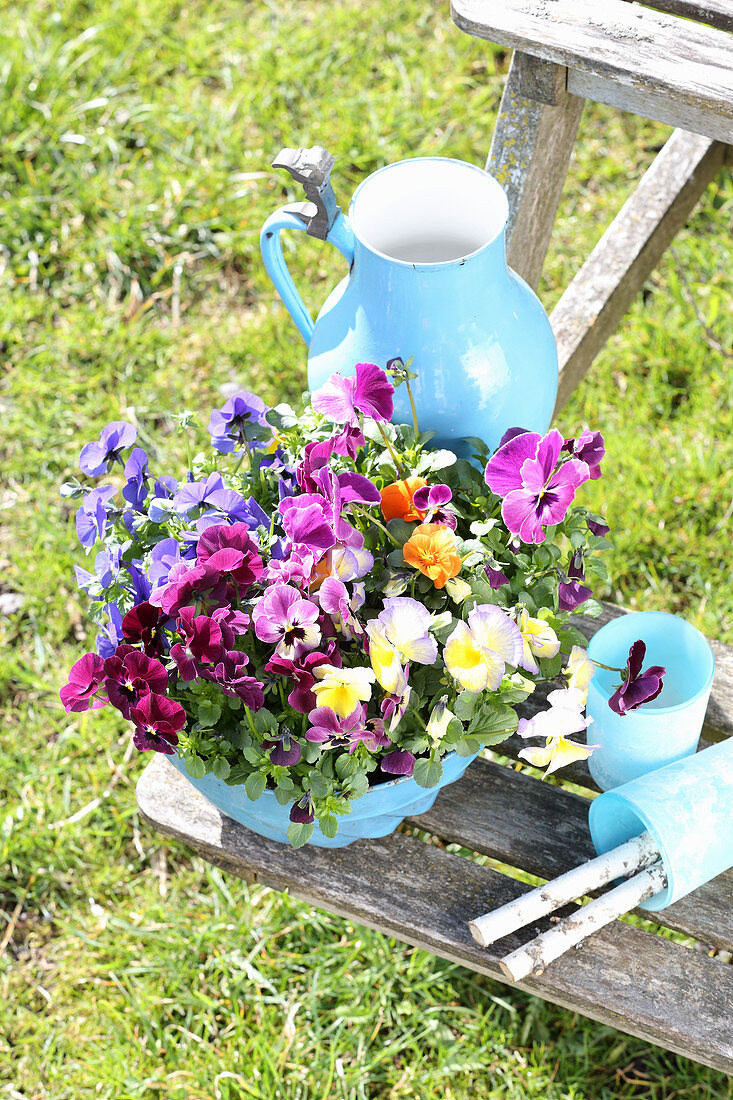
[585,611,715,791]
[589,738,733,910]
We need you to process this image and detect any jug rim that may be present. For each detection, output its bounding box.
[348,156,509,269]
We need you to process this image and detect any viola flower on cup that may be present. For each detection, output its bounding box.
[60,363,625,845]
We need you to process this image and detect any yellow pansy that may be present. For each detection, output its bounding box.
[312,665,376,718]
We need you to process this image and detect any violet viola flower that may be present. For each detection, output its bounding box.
[148,538,185,590]
[411,483,457,530]
[104,649,169,719]
[130,692,187,754]
[196,523,264,591]
[381,748,416,777]
[75,487,116,549]
[485,564,509,589]
[209,392,270,454]
[60,653,107,713]
[563,429,605,480]
[202,651,265,709]
[311,362,394,426]
[96,602,124,658]
[265,643,342,714]
[121,601,166,657]
[253,584,321,659]
[149,561,228,617]
[170,606,225,681]
[289,793,315,824]
[484,429,590,544]
[588,516,611,538]
[609,640,666,715]
[279,494,337,553]
[331,423,365,459]
[558,551,593,612]
[305,704,372,753]
[80,421,137,477]
[262,731,302,767]
[122,448,150,511]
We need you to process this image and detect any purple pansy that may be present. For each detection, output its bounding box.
[609,640,666,715]
[80,421,137,477]
[305,704,373,753]
[209,392,270,454]
[484,429,590,544]
[558,551,592,611]
[588,516,610,538]
[75,486,117,549]
[265,643,341,714]
[60,652,107,713]
[122,448,150,511]
[96,602,124,658]
[311,362,394,426]
[121,601,167,657]
[262,731,302,767]
[148,539,185,590]
[563,429,605,480]
[411,483,456,529]
[485,564,509,589]
[170,606,225,681]
[196,523,264,591]
[289,794,315,825]
[253,584,321,659]
[104,649,169,718]
[279,495,337,553]
[381,748,416,776]
[202,652,265,708]
[130,692,187,754]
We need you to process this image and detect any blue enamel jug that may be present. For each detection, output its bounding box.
[260,148,558,457]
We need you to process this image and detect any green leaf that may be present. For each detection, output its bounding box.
[412,755,443,789]
[581,599,604,618]
[454,690,480,720]
[287,821,314,849]
[308,772,330,798]
[244,773,266,801]
[211,757,231,781]
[539,652,563,679]
[197,700,222,726]
[387,518,418,545]
[558,624,590,649]
[469,700,517,739]
[273,786,292,805]
[453,736,481,757]
[319,815,338,839]
[185,756,206,779]
[415,448,457,474]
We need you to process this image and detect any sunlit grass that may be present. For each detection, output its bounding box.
[1,0,731,1095]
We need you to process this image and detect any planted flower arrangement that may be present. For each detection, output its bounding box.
[61,360,634,847]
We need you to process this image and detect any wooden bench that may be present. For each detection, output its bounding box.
[137,604,733,1074]
[138,1,733,1073]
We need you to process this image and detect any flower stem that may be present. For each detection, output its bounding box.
[405,379,419,440]
[352,506,402,547]
[376,423,407,478]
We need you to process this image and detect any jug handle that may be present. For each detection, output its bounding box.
[260,206,355,344]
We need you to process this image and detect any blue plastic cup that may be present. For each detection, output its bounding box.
[585,611,715,791]
[589,738,733,910]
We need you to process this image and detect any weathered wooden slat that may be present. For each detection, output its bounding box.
[137,756,733,1075]
[451,0,733,139]
[488,53,583,289]
[550,128,725,411]
[640,0,733,34]
[410,756,733,951]
[566,69,733,143]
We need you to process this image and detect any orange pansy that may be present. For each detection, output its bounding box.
[403,523,462,590]
[380,476,427,523]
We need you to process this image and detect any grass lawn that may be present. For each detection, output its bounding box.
[1,0,732,1096]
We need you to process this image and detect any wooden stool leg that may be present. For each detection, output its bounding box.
[488,51,584,291]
